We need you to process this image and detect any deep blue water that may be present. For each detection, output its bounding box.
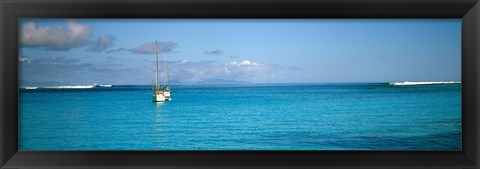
[19,83,461,150]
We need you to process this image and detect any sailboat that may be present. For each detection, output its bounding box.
[162,50,172,101]
[152,41,166,102]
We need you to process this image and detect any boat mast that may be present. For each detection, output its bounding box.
[166,57,169,86]
[155,41,159,94]
[163,50,167,87]
[165,54,168,85]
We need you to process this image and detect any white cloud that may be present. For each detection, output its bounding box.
[204,49,223,55]
[19,56,93,85]
[87,34,116,52]
[106,41,177,55]
[131,41,177,54]
[20,20,92,50]
[224,60,270,80]
[164,59,274,83]
[19,56,148,86]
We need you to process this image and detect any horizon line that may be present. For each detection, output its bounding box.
[19,81,462,87]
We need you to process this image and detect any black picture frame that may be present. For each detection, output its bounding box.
[1,0,479,168]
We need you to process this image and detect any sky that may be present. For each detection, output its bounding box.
[19,19,461,86]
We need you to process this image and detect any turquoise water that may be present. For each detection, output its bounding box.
[19,83,461,150]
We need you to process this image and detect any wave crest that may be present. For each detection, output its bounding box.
[21,84,113,89]
[389,81,461,86]
[44,85,96,89]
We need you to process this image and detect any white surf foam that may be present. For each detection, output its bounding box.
[23,87,39,90]
[389,81,461,86]
[21,84,113,89]
[21,84,114,89]
[43,85,96,89]
[96,84,112,87]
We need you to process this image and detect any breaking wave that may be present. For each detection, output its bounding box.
[43,85,96,89]
[24,87,39,90]
[20,84,112,89]
[389,81,461,86]
[96,84,112,87]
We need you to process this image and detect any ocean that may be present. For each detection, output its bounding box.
[19,83,461,150]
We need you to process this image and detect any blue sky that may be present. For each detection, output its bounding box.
[19,19,461,86]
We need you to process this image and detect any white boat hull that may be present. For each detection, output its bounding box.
[163,91,171,101]
[152,94,165,102]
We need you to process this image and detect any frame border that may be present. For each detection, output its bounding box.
[1,0,479,168]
